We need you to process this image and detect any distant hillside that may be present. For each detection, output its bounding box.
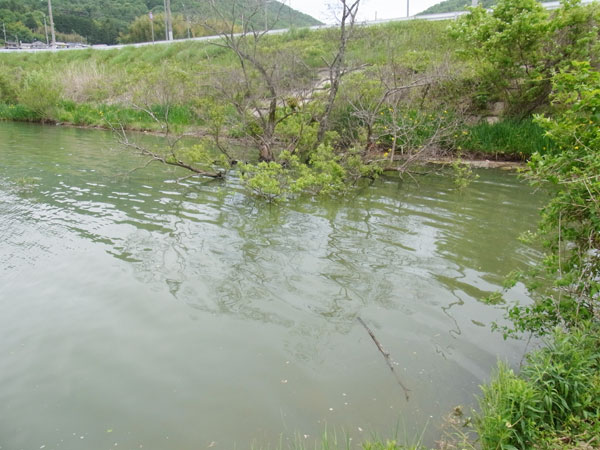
[419,0,496,14]
[0,0,321,45]
[188,1,322,29]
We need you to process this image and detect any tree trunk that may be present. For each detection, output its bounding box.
[259,142,274,162]
[259,95,277,162]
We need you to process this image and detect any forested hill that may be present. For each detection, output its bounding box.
[0,0,321,45]
[419,0,496,14]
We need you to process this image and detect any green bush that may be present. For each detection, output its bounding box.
[0,67,19,104]
[451,0,600,115]
[502,62,600,336]
[18,71,63,122]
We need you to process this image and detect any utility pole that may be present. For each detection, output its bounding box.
[265,0,268,31]
[182,3,191,39]
[163,1,168,41]
[47,0,56,48]
[259,0,273,31]
[164,0,173,41]
[263,0,275,31]
[2,23,6,45]
[149,11,155,43]
[407,0,410,17]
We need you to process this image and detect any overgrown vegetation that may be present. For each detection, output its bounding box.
[449,1,600,448]
[450,0,600,116]
[1,0,600,448]
[456,119,555,159]
[496,62,600,338]
[0,16,470,200]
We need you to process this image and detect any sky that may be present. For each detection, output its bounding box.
[287,0,446,23]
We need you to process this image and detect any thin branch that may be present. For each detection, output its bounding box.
[109,121,224,179]
[357,316,410,401]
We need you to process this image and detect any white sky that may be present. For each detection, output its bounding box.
[288,0,445,23]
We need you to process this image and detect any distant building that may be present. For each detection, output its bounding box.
[20,41,48,49]
[31,41,48,49]
[4,41,20,49]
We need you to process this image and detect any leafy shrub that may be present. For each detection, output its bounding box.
[451,0,600,115]
[0,66,19,104]
[18,71,63,122]
[239,145,381,201]
[502,61,600,336]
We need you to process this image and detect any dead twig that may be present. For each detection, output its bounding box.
[108,121,224,179]
[357,316,410,401]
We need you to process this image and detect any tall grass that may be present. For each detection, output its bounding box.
[457,119,555,158]
[252,429,427,450]
[476,325,600,449]
[0,103,39,122]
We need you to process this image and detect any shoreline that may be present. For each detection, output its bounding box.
[0,118,531,170]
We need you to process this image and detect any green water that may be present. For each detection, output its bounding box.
[0,122,543,449]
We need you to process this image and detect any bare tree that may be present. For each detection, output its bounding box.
[110,67,228,181]
[202,0,310,162]
[317,0,361,143]
[114,126,225,180]
[340,54,465,174]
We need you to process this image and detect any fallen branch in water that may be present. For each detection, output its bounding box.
[110,122,225,180]
[357,316,410,401]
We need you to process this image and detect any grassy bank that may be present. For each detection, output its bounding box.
[0,21,454,107]
[0,20,548,160]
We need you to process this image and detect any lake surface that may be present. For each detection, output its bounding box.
[0,122,543,450]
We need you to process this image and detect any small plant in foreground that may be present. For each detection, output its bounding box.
[476,326,600,449]
[477,363,543,449]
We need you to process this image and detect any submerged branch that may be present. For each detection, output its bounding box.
[357,316,410,401]
[110,122,224,179]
